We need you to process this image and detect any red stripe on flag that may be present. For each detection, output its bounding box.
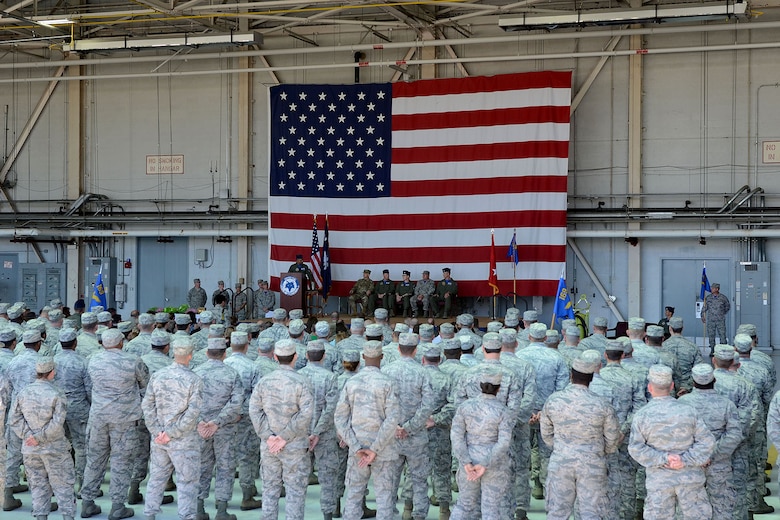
[271,210,568,232]
[392,141,570,164]
[390,176,567,198]
[392,106,571,131]
[271,244,566,265]
[392,71,573,98]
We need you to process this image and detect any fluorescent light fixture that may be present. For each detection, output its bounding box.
[36,17,74,27]
[499,2,748,30]
[63,31,261,52]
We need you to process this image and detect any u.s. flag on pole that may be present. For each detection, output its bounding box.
[268,71,571,296]
[310,216,323,290]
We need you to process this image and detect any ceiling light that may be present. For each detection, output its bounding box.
[36,17,74,27]
[63,32,261,52]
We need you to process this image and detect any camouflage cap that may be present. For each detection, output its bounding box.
[458,335,475,351]
[504,316,520,327]
[487,321,503,333]
[627,317,645,331]
[645,325,664,338]
[207,337,227,351]
[306,340,325,353]
[365,324,384,338]
[498,328,517,344]
[236,323,251,332]
[97,311,113,323]
[362,340,383,358]
[523,310,538,321]
[423,344,442,359]
[7,305,24,319]
[691,363,715,385]
[647,364,673,386]
[315,321,330,337]
[593,317,608,328]
[208,324,225,337]
[257,337,275,353]
[442,338,461,351]
[150,329,170,347]
[172,336,194,356]
[482,332,501,351]
[418,324,435,339]
[734,334,753,353]
[138,313,155,326]
[341,349,361,363]
[479,368,502,385]
[714,344,736,361]
[173,313,190,326]
[154,312,169,323]
[36,358,55,374]
[0,303,8,314]
[350,318,365,330]
[275,339,297,356]
[288,319,305,336]
[399,332,420,348]
[289,309,304,320]
[22,329,41,343]
[273,308,288,321]
[48,309,63,322]
[393,323,408,334]
[0,327,15,342]
[374,308,388,320]
[736,324,757,336]
[230,331,249,345]
[199,310,214,324]
[572,350,601,374]
[59,328,77,342]
[439,323,455,335]
[25,319,46,333]
[102,328,124,348]
[564,326,581,338]
[528,323,547,339]
[117,321,133,333]
[456,314,474,326]
[668,316,683,329]
[604,340,624,352]
[545,330,560,342]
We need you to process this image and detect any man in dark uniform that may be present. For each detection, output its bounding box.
[658,306,674,339]
[395,271,415,318]
[288,254,314,288]
[374,270,395,315]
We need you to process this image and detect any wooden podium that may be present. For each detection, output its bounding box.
[279,272,306,313]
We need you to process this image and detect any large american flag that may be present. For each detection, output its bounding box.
[268,71,571,297]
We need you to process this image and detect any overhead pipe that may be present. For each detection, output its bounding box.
[715,185,750,214]
[3,19,780,71]
[728,187,765,214]
[6,40,780,84]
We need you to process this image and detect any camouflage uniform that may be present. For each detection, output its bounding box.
[223,352,260,493]
[713,367,762,520]
[450,392,513,520]
[142,361,203,520]
[736,356,772,511]
[75,331,101,359]
[0,372,7,504]
[80,349,149,505]
[382,357,436,519]
[53,348,92,487]
[4,346,39,491]
[600,361,647,520]
[258,323,290,343]
[678,387,743,519]
[515,342,569,491]
[628,395,715,520]
[193,358,243,503]
[124,332,152,357]
[334,365,401,520]
[10,376,77,518]
[395,280,415,317]
[422,362,453,507]
[413,278,435,316]
[767,389,780,456]
[661,335,702,393]
[253,355,278,382]
[541,383,620,519]
[630,340,660,369]
[187,286,208,310]
[299,361,340,515]
[249,364,314,520]
[190,328,210,353]
[233,291,248,321]
[254,290,275,317]
[334,368,358,504]
[577,332,608,359]
[498,351,537,516]
[703,292,730,348]
[557,344,587,368]
[349,277,376,315]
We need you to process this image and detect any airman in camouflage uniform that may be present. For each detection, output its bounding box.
[80,328,149,520]
[540,350,620,520]
[0,369,7,510]
[626,318,659,369]
[712,344,762,520]
[438,338,468,385]
[413,270,435,318]
[457,336,478,367]
[557,326,587,368]
[678,364,743,520]
[187,279,208,310]
[644,325,680,394]
[254,280,275,318]
[334,319,366,374]
[299,341,340,518]
[75,312,102,359]
[600,340,647,520]
[334,348,361,516]
[381,333,436,520]
[420,344,453,517]
[449,369,513,520]
[189,311,214,353]
[142,337,203,520]
[702,282,730,349]
[395,271,415,318]
[380,323,407,368]
[629,365,715,520]
[193,337,243,520]
[223,331,262,511]
[578,316,610,358]
[52,328,91,493]
[124,313,155,357]
[10,358,76,520]
[42,309,64,357]
[335,341,401,520]
[249,339,314,520]
[349,270,375,316]
[4,329,43,510]
[497,329,537,520]
[258,309,290,343]
[661,317,702,394]
[252,338,279,382]
[455,314,482,352]
[734,334,774,515]
[515,323,569,501]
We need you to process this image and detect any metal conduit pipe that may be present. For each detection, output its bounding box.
[5,40,780,84]
[0,228,270,237]
[567,229,780,239]
[728,187,765,214]
[3,19,780,71]
[716,185,750,214]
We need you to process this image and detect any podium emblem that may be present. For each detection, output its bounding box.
[281,275,301,296]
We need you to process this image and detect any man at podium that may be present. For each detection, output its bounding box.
[288,254,314,287]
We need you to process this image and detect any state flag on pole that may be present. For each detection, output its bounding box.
[267,71,571,296]
[489,232,499,295]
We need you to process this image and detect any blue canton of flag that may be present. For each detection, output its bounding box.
[270,84,393,199]
[90,271,107,311]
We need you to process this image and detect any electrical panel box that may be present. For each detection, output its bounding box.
[18,263,66,311]
[85,257,118,309]
[195,249,209,262]
[735,261,770,349]
[115,283,127,303]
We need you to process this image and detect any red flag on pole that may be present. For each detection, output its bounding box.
[489,231,499,295]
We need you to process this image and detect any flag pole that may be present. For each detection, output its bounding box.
[492,230,496,320]
[512,228,517,306]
